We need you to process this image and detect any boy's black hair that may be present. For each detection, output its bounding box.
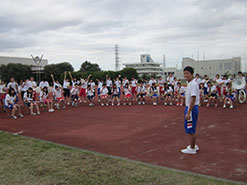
[238,71,243,75]
[55,85,59,89]
[183,66,194,74]
[152,83,155,86]
[177,82,181,85]
[28,87,33,91]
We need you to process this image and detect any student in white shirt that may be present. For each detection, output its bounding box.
[63,71,71,105]
[79,74,92,104]
[223,82,236,109]
[176,82,185,106]
[40,86,54,112]
[167,73,174,85]
[7,77,18,93]
[181,66,200,155]
[131,77,138,101]
[0,80,7,106]
[148,77,156,87]
[122,77,129,86]
[4,88,24,119]
[214,74,224,99]
[71,83,80,107]
[23,87,40,116]
[97,79,103,102]
[111,84,120,106]
[106,75,113,96]
[87,84,95,107]
[205,81,218,107]
[88,80,96,96]
[100,83,109,106]
[195,74,202,86]
[39,78,49,90]
[53,85,66,109]
[149,83,159,106]
[114,77,121,96]
[164,83,173,106]
[123,83,132,106]
[158,77,165,97]
[137,81,147,105]
[51,74,62,90]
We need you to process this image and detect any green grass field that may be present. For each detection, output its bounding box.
[0,131,239,185]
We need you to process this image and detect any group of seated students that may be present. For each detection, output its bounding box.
[0,71,246,120]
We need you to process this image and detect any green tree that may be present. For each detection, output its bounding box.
[43,62,74,83]
[119,68,139,80]
[0,63,32,83]
[80,61,101,73]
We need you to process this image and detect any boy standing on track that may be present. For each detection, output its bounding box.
[181,66,200,155]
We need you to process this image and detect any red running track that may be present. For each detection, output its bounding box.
[0,102,246,182]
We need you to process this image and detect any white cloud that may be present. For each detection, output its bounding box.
[0,0,246,71]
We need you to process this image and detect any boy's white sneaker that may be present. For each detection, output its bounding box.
[164,103,167,106]
[223,104,226,109]
[129,103,131,106]
[138,102,141,105]
[117,103,120,106]
[187,145,199,151]
[181,146,197,155]
[142,102,145,105]
[230,105,234,109]
[101,103,104,106]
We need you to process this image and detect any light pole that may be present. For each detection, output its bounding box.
[31,54,43,83]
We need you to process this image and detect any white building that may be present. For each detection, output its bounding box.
[182,57,241,78]
[0,56,48,67]
[123,54,164,78]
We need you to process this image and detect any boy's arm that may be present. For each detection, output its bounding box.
[185,96,196,120]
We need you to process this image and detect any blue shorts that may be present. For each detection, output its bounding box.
[180,93,185,96]
[151,93,158,98]
[184,105,199,134]
[4,103,15,110]
[97,88,101,95]
[226,95,235,101]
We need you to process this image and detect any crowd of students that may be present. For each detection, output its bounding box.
[0,71,246,120]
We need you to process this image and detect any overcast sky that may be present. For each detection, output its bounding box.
[0,0,246,71]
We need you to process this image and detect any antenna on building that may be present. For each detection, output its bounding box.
[197,51,199,61]
[115,44,120,71]
[163,54,166,69]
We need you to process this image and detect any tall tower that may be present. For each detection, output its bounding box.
[163,54,166,69]
[115,44,120,71]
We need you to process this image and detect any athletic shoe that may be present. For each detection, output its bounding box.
[98,99,101,102]
[80,100,82,103]
[129,103,131,106]
[71,102,75,107]
[19,114,24,118]
[50,109,55,112]
[67,103,70,105]
[37,112,40,115]
[187,145,199,151]
[12,116,18,120]
[180,103,183,106]
[170,103,172,106]
[31,113,37,116]
[101,103,104,107]
[153,102,157,106]
[164,103,167,106]
[123,103,126,106]
[176,102,179,106]
[223,104,226,109]
[142,102,145,105]
[117,103,120,106]
[63,105,66,109]
[112,103,114,106]
[230,105,234,109]
[56,104,60,109]
[138,102,141,105]
[215,104,218,107]
[181,146,197,154]
[84,101,87,103]
[206,104,210,107]
[106,103,109,106]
